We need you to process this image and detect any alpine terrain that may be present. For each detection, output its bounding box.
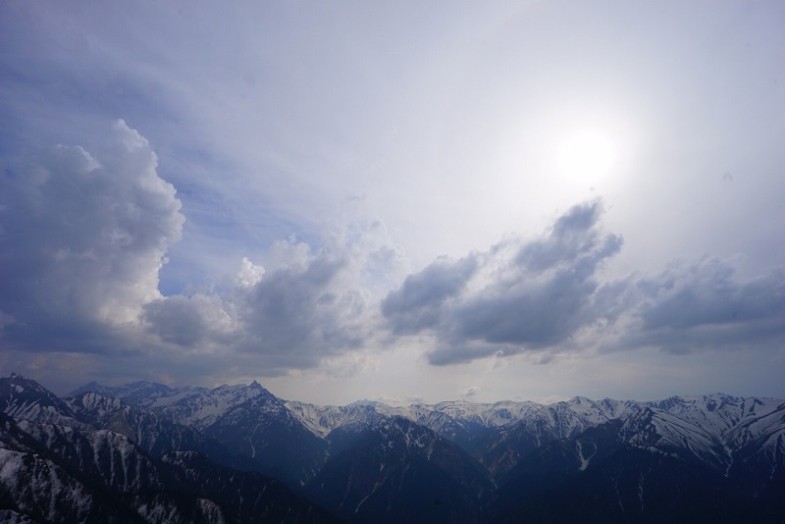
[1,373,783,523]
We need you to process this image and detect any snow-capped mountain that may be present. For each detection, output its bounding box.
[69,380,189,410]
[617,394,785,476]
[491,396,785,522]
[0,411,336,523]
[286,395,643,479]
[619,406,732,471]
[477,396,642,478]
[75,378,328,486]
[3,373,784,523]
[147,382,272,430]
[286,398,545,438]
[65,391,234,465]
[0,373,88,430]
[0,377,337,523]
[199,387,328,486]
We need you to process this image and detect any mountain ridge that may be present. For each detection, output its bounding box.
[3,372,784,523]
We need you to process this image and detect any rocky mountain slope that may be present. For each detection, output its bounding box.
[0,374,336,524]
[2,372,783,523]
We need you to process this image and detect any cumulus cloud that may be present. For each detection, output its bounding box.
[145,233,384,373]
[233,240,372,368]
[446,207,623,349]
[236,257,265,288]
[0,121,380,378]
[382,200,785,366]
[0,120,183,352]
[382,201,622,365]
[3,120,782,387]
[142,294,234,348]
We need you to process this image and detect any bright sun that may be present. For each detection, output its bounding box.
[554,128,619,186]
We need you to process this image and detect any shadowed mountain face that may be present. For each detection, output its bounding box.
[2,373,784,523]
[0,375,336,524]
[307,416,494,523]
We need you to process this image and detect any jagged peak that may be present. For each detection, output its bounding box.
[210,380,274,399]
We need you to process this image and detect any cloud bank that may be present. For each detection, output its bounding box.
[382,203,785,365]
[1,122,783,388]
[618,257,785,354]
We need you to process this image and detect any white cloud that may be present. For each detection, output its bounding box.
[236,257,265,288]
[233,242,372,366]
[0,120,183,351]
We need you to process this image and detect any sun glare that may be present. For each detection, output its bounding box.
[554,128,619,186]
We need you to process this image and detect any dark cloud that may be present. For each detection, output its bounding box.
[381,255,478,334]
[143,296,211,347]
[447,266,603,348]
[516,200,609,272]
[382,201,623,364]
[427,343,501,366]
[619,258,785,353]
[448,203,623,350]
[383,199,785,366]
[236,250,370,366]
[140,238,376,373]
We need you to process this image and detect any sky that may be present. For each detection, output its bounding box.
[1,1,784,405]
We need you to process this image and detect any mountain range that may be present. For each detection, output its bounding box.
[1,372,783,523]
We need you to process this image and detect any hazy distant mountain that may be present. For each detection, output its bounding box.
[3,373,784,523]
